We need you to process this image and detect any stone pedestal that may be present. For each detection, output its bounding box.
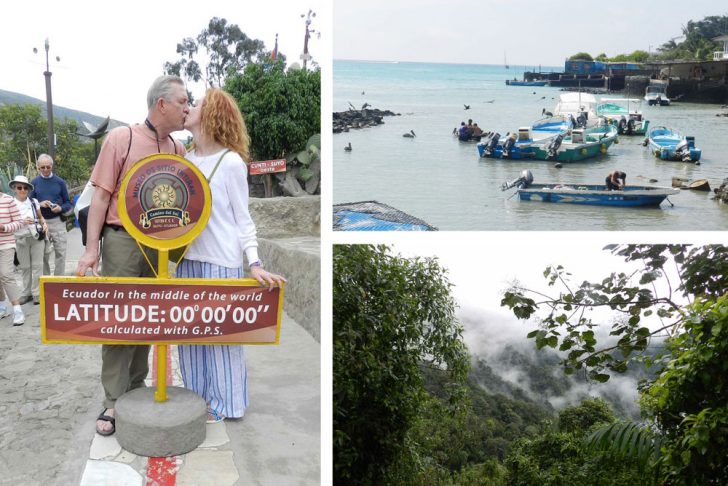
[115,386,206,457]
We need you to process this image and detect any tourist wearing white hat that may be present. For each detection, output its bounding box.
[11,175,47,306]
[0,178,33,325]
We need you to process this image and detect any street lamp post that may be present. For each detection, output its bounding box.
[301,9,317,70]
[34,38,59,159]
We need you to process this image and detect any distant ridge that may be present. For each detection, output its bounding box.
[0,88,127,134]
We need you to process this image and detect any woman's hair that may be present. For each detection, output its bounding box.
[200,88,251,162]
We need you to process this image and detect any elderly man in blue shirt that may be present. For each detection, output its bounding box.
[30,154,72,276]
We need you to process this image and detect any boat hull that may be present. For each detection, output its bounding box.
[532,126,618,162]
[517,184,677,207]
[647,127,702,162]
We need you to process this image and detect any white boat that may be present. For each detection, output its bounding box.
[553,92,599,128]
[644,84,670,106]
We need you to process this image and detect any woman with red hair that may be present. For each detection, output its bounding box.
[179,88,285,422]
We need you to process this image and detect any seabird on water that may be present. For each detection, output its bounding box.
[403,130,416,138]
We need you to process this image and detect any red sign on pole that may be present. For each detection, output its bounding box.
[249,159,287,176]
[41,278,283,345]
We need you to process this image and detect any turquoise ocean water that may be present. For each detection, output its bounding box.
[333,60,728,231]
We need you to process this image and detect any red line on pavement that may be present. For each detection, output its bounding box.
[146,456,177,486]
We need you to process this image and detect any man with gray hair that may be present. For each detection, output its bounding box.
[75,75,189,436]
[30,154,72,279]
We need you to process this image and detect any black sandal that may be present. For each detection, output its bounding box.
[96,409,116,436]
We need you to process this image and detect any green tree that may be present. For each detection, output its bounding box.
[163,17,271,89]
[225,62,320,161]
[333,245,469,485]
[505,399,643,486]
[568,52,593,61]
[0,104,91,189]
[502,245,728,484]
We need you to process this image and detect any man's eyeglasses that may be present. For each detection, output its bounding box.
[38,166,52,170]
[15,186,29,191]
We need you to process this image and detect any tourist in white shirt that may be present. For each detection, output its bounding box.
[179,88,285,423]
[11,175,47,306]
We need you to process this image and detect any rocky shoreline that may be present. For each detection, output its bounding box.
[333,108,399,133]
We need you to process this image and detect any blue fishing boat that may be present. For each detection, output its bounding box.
[646,126,701,164]
[477,117,570,159]
[501,170,678,207]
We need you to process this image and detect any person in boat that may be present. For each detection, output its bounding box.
[606,171,627,191]
[471,123,484,138]
[458,121,472,141]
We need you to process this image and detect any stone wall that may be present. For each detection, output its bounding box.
[249,196,320,341]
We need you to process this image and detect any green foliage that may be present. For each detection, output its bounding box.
[505,399,644,485]
[225,62,320,162]
[333,245,469,485]
[569,52,593,61]
[587,421,662,477]
[0,104,91,190]
[286,133,321,195]
[657,16,726,61]
[640,295,728,485]
[558,398,615,435]
[163,17,269,90]
[502,245,728,484]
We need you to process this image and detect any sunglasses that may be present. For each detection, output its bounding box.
[14,186,30,191]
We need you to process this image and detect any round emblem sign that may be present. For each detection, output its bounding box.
[118,154,211,250]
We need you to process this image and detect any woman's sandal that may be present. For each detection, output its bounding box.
[206,408,225,424]
[96,409,116,436]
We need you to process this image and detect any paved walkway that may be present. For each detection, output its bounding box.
[0,229,320,485]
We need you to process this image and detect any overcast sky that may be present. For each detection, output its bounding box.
[334,0,726,66]
[2,0,326,126]
[386,233,719,322]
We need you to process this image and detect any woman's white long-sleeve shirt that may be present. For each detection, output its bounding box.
[184,149,259,268]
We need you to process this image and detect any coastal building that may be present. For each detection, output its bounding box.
[713,34,728,61]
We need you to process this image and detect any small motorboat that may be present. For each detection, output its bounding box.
[644,83,671,106]
[647,126,701,163]
[477,118,570,159]
[531,124,618,162]
[596,98,650,135]
[501,169,679,207]
[506,79,548,86]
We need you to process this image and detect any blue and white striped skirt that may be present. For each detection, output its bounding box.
[176,259,248,418]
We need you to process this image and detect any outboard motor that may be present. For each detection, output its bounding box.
[501,169,534,191]
[575,113,587,128]
[483,132,500,156]
[546,134,564,160]
[617,116,627,135]
[675,138,691,162]
[502,134,516,158]
[627,118,636,135]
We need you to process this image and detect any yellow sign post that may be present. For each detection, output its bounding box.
[117,153,211,403]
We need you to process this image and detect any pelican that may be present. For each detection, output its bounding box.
[542,108,553,117]
[463,104,471,110]
[344,142,352,152]
[361,102,370,110]
[348,101,356,110]
[403,130,416,138]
